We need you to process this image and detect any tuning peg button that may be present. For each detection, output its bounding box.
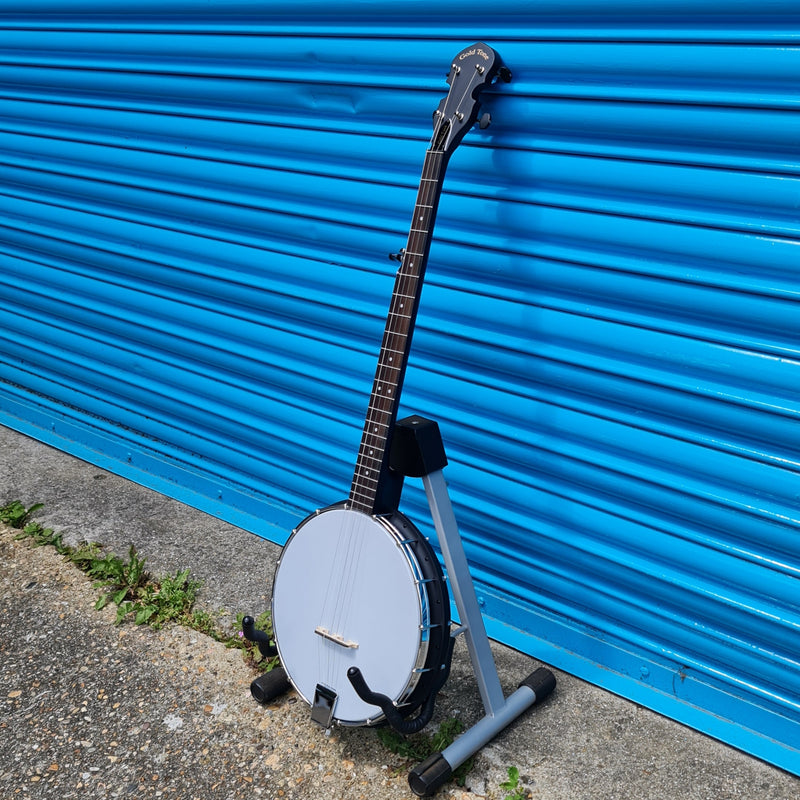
[479,113,492,130]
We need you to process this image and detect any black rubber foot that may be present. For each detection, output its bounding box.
[250,666,291,704]
[408,752,452,797]
[519,666,556,702]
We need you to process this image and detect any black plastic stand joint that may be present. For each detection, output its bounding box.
[243,615,291,705]
[390,415,448,478]
[347,667,436,735]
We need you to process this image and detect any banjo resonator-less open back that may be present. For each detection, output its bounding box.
[261,43,513,731]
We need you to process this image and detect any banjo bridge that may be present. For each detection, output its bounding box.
[314,626,359,649]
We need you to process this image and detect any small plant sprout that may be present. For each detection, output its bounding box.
[500,765,528,800]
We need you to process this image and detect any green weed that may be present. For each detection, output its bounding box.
[87,545,150,613]
[500,765,528,800]
[0,499,43,528]
[377,715,474,786]
[2,499,66,552]
[102,561,202,628]
[1,499,273,664]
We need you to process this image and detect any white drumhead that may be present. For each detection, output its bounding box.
[272,507,424,725]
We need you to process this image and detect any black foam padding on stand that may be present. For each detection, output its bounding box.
[519,666,556,702]
[408,752,453,797]
[250,666,291,704]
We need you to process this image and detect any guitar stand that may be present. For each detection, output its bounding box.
[243,415,555,797]
[391,416,555,796]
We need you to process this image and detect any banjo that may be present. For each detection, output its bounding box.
[271,43,511,729]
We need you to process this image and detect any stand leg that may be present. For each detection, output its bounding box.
[408,668,555,796]
[413,465,556,796]
[422,470,505,716]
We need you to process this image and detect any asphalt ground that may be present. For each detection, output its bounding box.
[1,424,797,799]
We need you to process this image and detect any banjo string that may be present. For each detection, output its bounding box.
[332,141,441,696]
[315,66,471,710]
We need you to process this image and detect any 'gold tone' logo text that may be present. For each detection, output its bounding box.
[459,47,489,62]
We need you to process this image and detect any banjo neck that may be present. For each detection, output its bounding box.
[346,42,511,516]
[348,149,449,515]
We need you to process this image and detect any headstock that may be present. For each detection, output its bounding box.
[431,42,511,156]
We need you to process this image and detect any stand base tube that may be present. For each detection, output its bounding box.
[408,667,556,796]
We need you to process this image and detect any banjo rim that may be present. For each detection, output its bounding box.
[271,502,450,726]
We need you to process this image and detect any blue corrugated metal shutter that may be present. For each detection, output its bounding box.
[1,0,798,774]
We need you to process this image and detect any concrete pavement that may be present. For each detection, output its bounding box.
[1,424,797,799]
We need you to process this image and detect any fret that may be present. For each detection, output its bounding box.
[383,317,410,330]
[366,399,393,411]
[362,418,391,431]
[351,482,378,500]
[380,335,408,350]
[378,345,407,358]
[356,455,385,469]
[356,448,388,465]
[380,338,408,353]
[359,429,389,442]
[352,474,381,489]
[358,438,389,455]
[353,463,381,480]
[358,432,389,447]
[367,401,396,414]
[371,368,401,381]
[352,468,380,483]
[351,476,379,495]
[370,380,399,393]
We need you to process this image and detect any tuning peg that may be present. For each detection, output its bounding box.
[479,113,492,130]
[389,248,406,262]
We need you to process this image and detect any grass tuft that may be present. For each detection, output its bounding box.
[1,499,275,667]
[377,715,474,785]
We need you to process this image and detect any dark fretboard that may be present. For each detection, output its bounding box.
[348,148,448,514]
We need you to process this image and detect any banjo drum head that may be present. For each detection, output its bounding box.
[272,505,445,726]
